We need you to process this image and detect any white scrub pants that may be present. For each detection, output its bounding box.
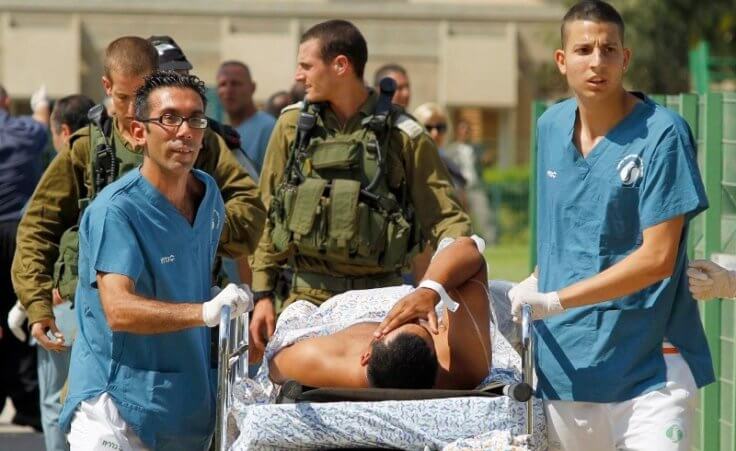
[544,352,698,451]
[67,393,149,451]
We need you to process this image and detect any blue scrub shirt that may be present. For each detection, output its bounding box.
[59,168,224,450]
[235,110,276,174]
[534,94,715,402]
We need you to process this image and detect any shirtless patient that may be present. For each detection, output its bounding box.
[269,237,491,390]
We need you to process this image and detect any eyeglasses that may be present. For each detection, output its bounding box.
[424,123,447,134]
[137,113,209,129]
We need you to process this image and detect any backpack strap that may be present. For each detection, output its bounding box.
[87,104,117,198]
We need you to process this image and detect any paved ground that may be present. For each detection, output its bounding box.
[0,401,45,451]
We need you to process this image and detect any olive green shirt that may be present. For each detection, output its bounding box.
[12,118,266,324]
[252,92,471,302]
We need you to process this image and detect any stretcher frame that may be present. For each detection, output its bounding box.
[214,302,536,451]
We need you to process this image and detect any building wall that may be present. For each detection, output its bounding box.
[0,0,563,165]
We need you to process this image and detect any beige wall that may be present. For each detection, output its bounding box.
[0,0,563,164]
[440,22,517,108]
[1,12,80,98]
[220,18,300,101]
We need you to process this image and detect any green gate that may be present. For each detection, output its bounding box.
[529,93,736,451]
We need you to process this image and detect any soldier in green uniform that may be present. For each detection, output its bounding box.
[250,20,471,354]
[11,36,265,352]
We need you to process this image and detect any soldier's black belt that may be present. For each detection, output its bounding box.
[292,271,403,293]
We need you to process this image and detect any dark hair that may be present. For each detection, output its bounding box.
[300,20,368,80]
[265,90,293,117]
[134,70,207,120]
[561,1,625,46]
[51,95,95,134]
[373,63,407,88]
[367,332,438,389]
[290,82,306,102]
[104,36,159,79]
[217,60,252,80]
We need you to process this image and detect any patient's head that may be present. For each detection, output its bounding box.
[366,329,438,389]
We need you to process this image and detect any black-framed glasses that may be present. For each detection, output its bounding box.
[424,123,447,134]
[137,113,209,129]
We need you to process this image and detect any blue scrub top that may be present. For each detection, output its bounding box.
[59,168,224,450]
[534,94,715,402]
[235,110,276,174]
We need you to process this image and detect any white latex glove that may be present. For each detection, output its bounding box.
[202,283,251,327]
[508,272,538,303]
[30,84,49,113]
[7,301,28,342]
[687,259,736,300]
[511,290,563,323]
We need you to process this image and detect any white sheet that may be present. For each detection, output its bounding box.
[229,282,546,450]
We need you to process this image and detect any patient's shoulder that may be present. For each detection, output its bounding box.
[269,339,326,385]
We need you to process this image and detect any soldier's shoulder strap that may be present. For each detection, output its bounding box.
[393,112,425,139]
[280,101,303,115]
[207,117,241,151]
[87,104,113,142]
[87,104,115,158]
[86,104,116,200]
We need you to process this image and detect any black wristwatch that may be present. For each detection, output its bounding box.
[253,291,274,302]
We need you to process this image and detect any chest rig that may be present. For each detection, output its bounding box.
[53,105,144,302]
[86,104,143,201]
[269,79,419,272]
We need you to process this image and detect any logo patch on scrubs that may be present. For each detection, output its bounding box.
[665,423,684,443]
[617,154,644,186]
[98,438,120,450]
[546,170,557,179]
[212,210,220,231]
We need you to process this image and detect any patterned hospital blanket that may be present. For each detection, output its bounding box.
[229,283,547,450]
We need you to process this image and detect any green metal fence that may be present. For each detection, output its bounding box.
[689,41,736,95]
[529,93,736,451]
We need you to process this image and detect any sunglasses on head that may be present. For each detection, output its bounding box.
[424,123,447,133]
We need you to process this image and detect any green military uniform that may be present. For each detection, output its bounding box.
[12,116,266,325]
[252,91,471,305]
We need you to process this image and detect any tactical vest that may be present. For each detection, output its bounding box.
[53,105,143,301]
[268,96,421,274]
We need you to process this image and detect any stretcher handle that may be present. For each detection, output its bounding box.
[520,303,534,436]
[215,305,251,451]
[215,305,232,451]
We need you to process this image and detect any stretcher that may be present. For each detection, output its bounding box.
[215,281,544,450]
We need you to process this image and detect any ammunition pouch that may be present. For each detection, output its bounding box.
[52,226,80,302]
[270,101,418,273]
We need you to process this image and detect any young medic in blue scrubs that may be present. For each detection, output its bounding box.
[363,2,713,449]
[506,1,714,449]
[59,72,251,451]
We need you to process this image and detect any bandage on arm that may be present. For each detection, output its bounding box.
[417,279,459,312]
[433,234,485,260]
